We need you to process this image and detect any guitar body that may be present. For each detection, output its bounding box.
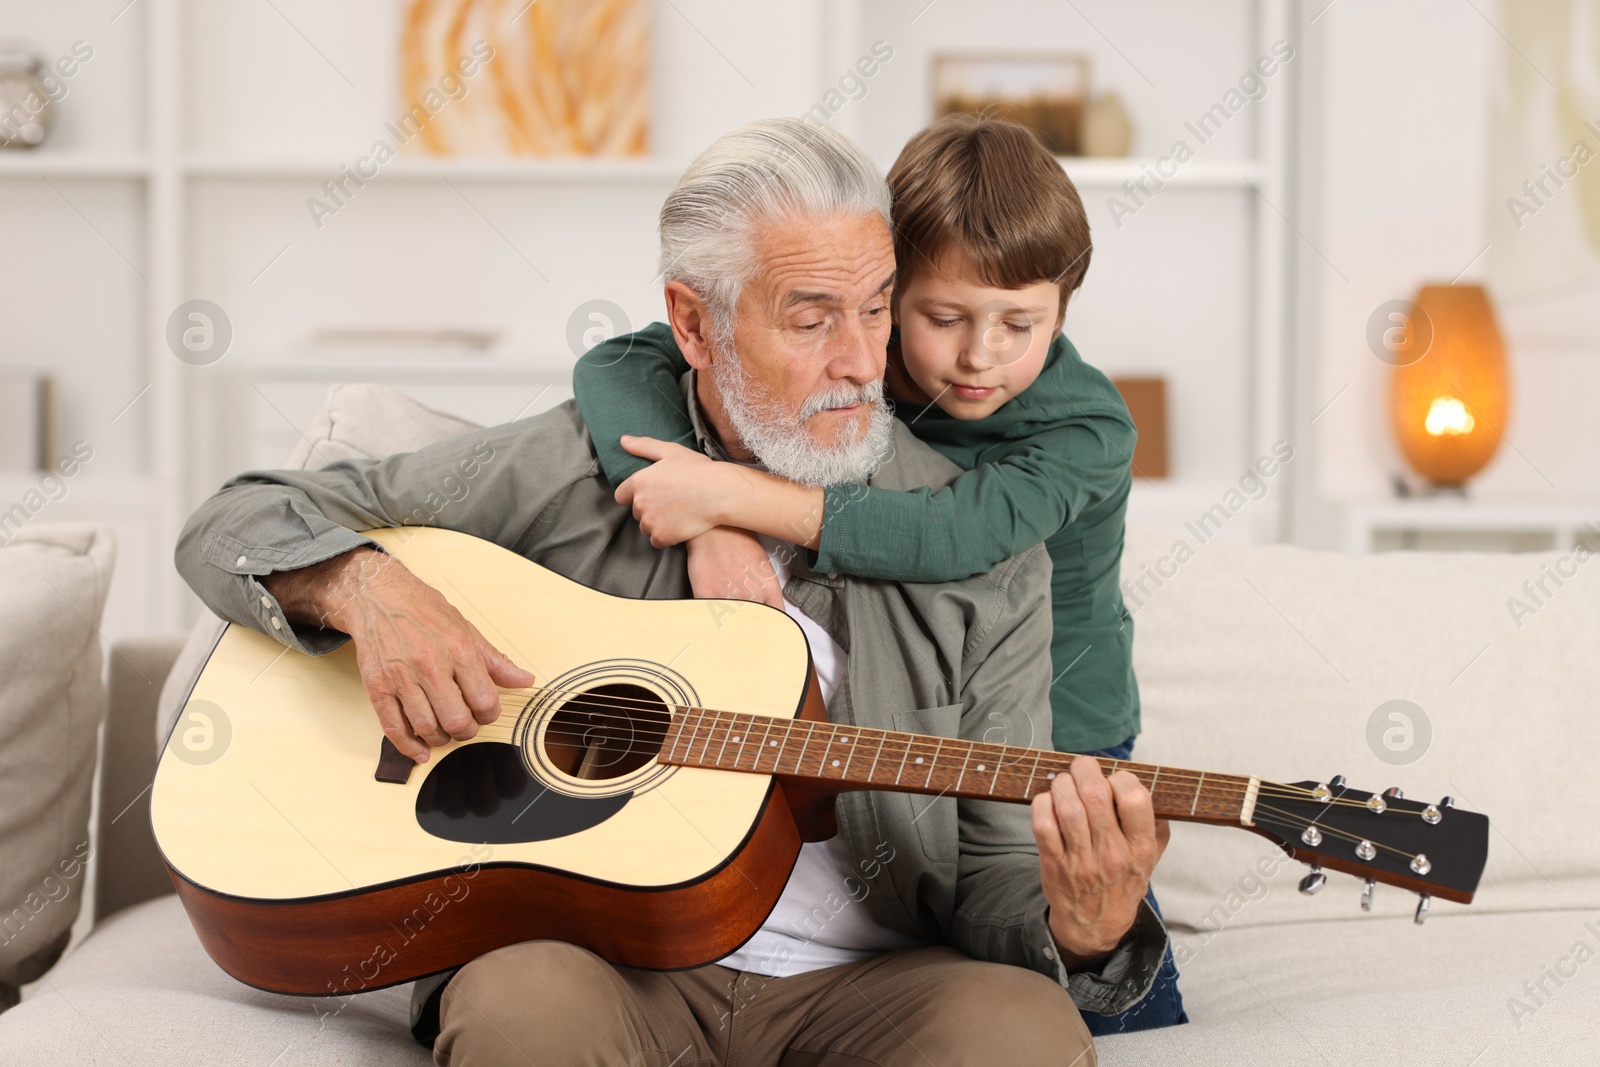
[152,527,822,995]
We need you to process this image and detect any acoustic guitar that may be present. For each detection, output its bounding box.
[152,527,1489,997]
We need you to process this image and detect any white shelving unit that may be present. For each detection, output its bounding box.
[4,0,1297,642]
[1344,498,1600,554]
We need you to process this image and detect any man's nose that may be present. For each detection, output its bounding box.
[825,314,887,382]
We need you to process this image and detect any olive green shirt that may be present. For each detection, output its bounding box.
[574,324,1139,751]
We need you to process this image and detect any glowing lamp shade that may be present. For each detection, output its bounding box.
[1389,284,1510,489]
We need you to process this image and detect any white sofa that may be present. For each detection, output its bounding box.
[2,386,1594,1065]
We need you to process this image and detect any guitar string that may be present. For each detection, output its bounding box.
[450,686,1368,806]
[448,694,1355,805]
[1250,800,1428,864]
[460,714,1391,813]
[351,676,1385,808]
[612,714,1395,812]
[359,678,1437,869]
[465,708,1250,795]
[452,695,1370,806]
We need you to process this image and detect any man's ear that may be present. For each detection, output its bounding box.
[664,281,716,370]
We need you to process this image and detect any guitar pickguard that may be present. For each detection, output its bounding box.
[415,741,632,844]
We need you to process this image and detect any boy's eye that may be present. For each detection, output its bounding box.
[929,316,960,328]
[1004,321,1031,334]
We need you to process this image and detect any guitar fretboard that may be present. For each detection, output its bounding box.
[659,707,1256,824]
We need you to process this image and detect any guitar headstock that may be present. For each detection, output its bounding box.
[1248,776,1489,921]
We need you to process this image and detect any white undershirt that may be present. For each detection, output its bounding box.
[714,536,929,978]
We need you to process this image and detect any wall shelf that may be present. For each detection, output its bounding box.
[0,154,150,178]
[181,155,689,182]
[1058,157,1265,188]
[1344,498,1600,553]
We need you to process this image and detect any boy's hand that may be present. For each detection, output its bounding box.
[615,436,743,548]
[686,527,784,608]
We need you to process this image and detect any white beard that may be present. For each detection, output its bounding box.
[709,344,895,488]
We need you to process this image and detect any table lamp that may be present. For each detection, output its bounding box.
[1389,284,1509,491]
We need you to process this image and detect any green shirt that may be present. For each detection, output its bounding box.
[574,324,1140,752]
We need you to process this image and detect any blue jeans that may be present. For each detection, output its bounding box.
[1076,736,1188,1034]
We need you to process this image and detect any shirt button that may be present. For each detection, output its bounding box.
[236,555,248,567]
[828,573,839,580]
[270,616,282,630]
[1043,946,1056,961]
[260,595,272,607]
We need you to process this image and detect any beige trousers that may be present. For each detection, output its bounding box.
[433,940,1096,1067]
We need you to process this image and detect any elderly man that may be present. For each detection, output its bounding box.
[176,118,1169,1066]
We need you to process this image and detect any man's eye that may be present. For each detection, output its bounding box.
[865,305,887,318]
[799,321,825,332]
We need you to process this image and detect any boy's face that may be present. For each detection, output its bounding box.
[892,249,1060,420]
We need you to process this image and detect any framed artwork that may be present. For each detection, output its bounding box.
[398,0,649,157]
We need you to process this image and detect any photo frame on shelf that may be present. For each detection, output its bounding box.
[931,52,1091,155]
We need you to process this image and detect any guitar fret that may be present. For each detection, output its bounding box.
[867,732,885,781]
[796,721,818,776]
[693,707,718,765]
[924,739,943,787]
[1189,771,1206,816]
[773,719,792,774]
[988,745,1007,795]
[820,727,839,776]
[839,731,855,777]
[675,710,700,767]
[894,735,912,785]
[714,711,736,766]
[1028,751,1042,796]
[954,746,972,791]
[758,716,777,767]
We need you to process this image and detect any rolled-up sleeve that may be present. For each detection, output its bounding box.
[948,543,1170,1015]
[174,405,600,655]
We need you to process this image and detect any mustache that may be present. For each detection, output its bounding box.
[798,378,885,421]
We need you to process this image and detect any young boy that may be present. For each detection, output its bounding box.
[574,114,1184,1031]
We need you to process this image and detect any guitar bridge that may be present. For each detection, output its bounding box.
[375,738,415,784]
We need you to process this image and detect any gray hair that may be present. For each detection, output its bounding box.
[658,118,892,347]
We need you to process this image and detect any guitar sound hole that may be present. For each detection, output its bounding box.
[542,683,671,781]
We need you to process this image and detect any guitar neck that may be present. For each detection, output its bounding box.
[659,706,1260,827]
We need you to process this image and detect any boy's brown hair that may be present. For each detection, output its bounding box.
[886,113,1091,327]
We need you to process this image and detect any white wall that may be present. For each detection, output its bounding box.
[1290,0,1600,547]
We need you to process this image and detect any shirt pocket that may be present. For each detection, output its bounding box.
[890,702,964,864]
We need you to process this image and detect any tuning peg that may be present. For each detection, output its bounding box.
[1383,787,1404,800]
[1414,894,1430,925]
[1440,796,1454,809]
[1329,775,1347,791]
[1299,866,1327,896]
[1361,879,1375,912]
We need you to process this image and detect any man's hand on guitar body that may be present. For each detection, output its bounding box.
[263,547,534,763]
[1031,755,1170,970]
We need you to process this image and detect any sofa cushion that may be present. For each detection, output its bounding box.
[1097,907,1597,1065]
[0,896,429,1065]
[0,524,114,1010]
[3,878,1587,1066]
[156,384,484,749]
[1125,526,1600,930]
